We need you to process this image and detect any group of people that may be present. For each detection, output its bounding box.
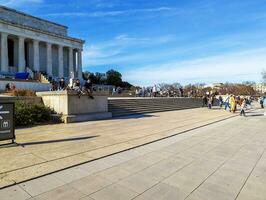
[202,93,253,117]
[225,95,251,116]
[202,94,215,109]
[135,85,185,98]
[51,77,94,99]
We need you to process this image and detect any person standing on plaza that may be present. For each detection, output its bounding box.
[260,97,265,109]
[218,95,223,108]
[179,87,184,97]
[202,95,207,107]
[263,97,266,116]
[152,85,157,97]
[207,95,213,109]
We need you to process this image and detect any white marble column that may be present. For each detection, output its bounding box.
[73,50,77,77]
[18,36,25,72]
[0,32,8,72]
[46,43,53,76]
[77,49,83,79]
[58,45,64,78]
[33,40,40,72]
[68,47,74,77]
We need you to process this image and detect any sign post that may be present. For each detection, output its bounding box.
[0,103,15,143]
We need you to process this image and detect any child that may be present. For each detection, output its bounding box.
[240,99,246,117]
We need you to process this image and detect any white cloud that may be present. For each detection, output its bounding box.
[0,0,43,7]
[43,7,174,18]
[123,48,266,86]
[83,34,175,66]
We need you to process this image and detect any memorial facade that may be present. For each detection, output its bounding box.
[0,6,85,79]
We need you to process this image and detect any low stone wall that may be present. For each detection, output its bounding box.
[0,95,43,104]
[37,91,112,123]
[0,80,51,91]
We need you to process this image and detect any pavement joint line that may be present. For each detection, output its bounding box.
[65,110,226,141]
[130,119,256,200]
[183,134,259,200]
[0,113,235,176]
[0,110,251,190]
[234,147,266,200]
[84,130,214,196]
[18,184,33,198]
[77,117,249,198]
[130,160,195,200]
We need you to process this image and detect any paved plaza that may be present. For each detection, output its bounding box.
[0,107,235,188]
[0,108,265,199]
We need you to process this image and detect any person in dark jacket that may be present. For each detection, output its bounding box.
[58,78,66,90]
[202,95,208,107]
[83,79,94,99]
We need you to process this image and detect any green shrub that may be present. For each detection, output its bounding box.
[11,90,36,97]
[15,101,53,127]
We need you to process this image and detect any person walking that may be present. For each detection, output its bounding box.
[230,95,236,113]
[240,98,246,116]
[224,94,230,111]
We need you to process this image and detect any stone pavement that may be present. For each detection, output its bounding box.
[0,108,236,188]
[0,108,265,200]
[0,108,237,188]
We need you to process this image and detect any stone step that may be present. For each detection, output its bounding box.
[108,105,200,111]
[108,98,203,117]
[111,107,198,117]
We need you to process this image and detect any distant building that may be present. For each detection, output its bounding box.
[204,83,223,90]
[253,83,266,94]
[212,83,224,90]
[0,6,85,79]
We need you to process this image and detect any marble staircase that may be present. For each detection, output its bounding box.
[108,97,203,117]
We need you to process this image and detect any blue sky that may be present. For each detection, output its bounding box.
[1,0,266,86]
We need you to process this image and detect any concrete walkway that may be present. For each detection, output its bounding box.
[0,107,236,188]
[0,109,265,199]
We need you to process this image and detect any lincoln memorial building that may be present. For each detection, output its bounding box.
[0,6,85,80]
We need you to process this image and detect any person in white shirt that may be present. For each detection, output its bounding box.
[68,71,75,89]
[152,85,157,97]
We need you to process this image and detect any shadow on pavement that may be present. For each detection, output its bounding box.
[246,114,264,117]
[112,113,157,120]
[18,135,99,147]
